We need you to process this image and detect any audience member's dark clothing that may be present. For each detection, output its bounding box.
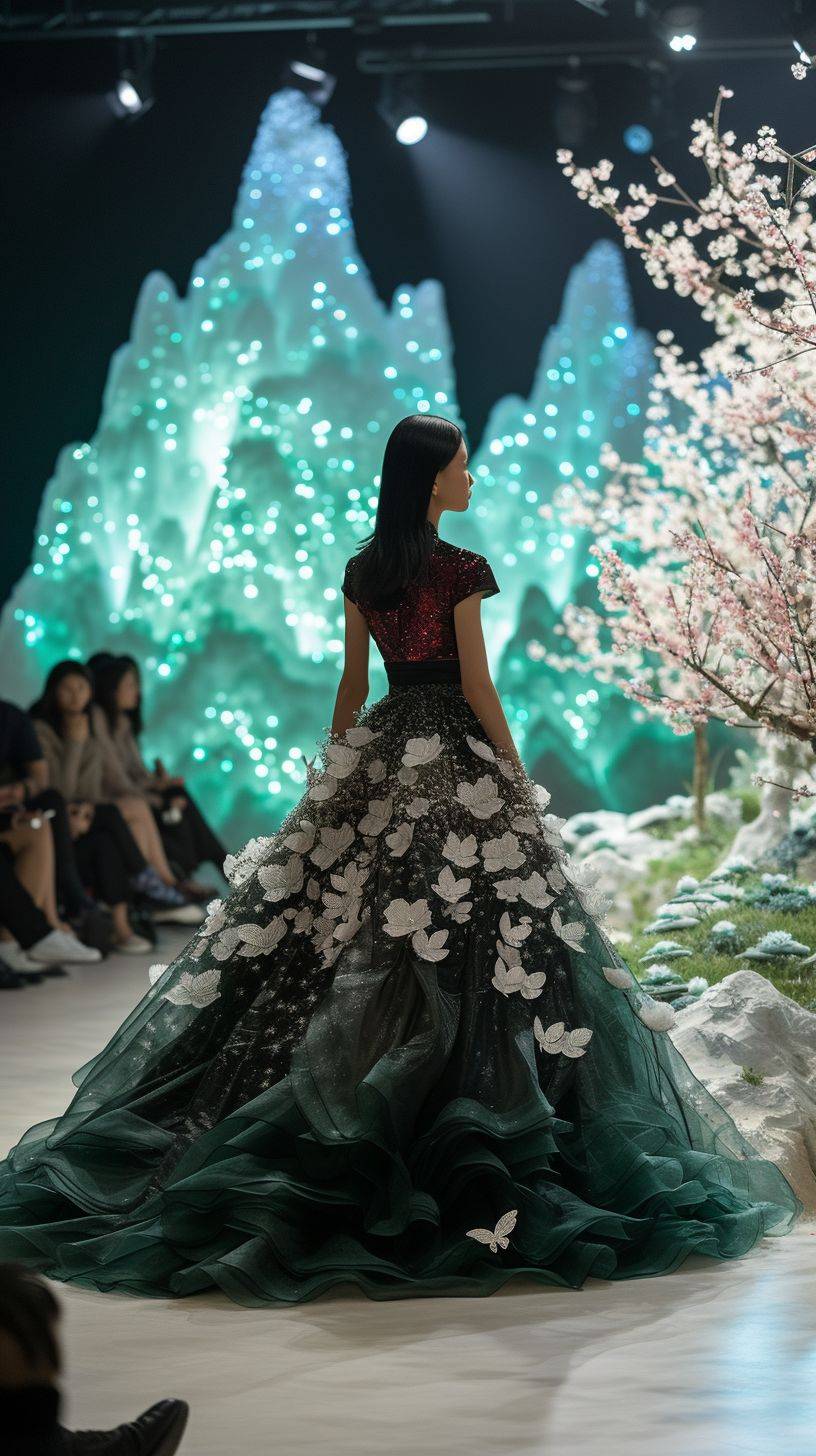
[2,1385,61,1455]
[26,790,86,920]
[155,788,227,878]
[73,805,145,907]
[0,700,44,788]
[0,847,51,949]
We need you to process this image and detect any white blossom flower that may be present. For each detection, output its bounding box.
[533,1018,593,1058]
[602,964,632,988]
[162,968,222,1009]
[551,907,587,953]
[308,775,339,803]
[345,725,379,747]
[258,854,304,903]
[358,795,394,837]
[442,831,479,868]
[637,998,677,1032]
[402,734,443,769]
[309,822,356,869]
[432,864,472,903]
[324,742,360,779]
[385,821,414,857]
[498,911,532,947]
[383,898,432,937]
[397,765,419,786]
[234,918,287,956]
[482,832,525,874]
[466,734,496,763]
[283,820,317,854]
[406,797,429,819]
[367,758,387,783]
[330,861,370,896]
[411,926,449,961]
[456,774,505,820]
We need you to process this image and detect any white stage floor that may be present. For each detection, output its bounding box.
[1,933,814,1456]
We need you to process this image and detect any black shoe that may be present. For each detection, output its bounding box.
[0,964,24,989]
[57,1398,189,1455]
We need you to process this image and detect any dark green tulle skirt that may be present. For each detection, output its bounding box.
[0,683,803,1303]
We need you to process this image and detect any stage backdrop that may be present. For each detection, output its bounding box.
[0,86,712,842]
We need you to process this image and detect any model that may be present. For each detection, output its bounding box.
[0,414,802,1305]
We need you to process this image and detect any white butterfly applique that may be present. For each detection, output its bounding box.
[466,1208,518,1253]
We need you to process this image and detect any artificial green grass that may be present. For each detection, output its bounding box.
[617,805,816,1011]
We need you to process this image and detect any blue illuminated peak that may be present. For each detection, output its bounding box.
[235,88,351,225]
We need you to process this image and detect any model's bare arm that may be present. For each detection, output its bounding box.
[454,594,523,771]
[331,597,370,737]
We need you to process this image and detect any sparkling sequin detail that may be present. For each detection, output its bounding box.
[341,530,500,664]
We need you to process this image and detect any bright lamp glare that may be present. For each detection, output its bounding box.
[395,115,428,146]
[290,61,329,84]
[668,31,697,51]
[116,78,143,112]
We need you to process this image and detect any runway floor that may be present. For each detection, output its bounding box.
[1,933,814,1456]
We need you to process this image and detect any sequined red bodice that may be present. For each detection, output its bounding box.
[341,531,500,665]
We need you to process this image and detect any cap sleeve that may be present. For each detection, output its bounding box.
[341,558,358,604]
[454,551,499,606]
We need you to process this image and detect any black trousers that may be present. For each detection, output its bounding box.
[26,788,85,918]
[0,844,51,949]
[73,804,145,906]
[155,787,227,877]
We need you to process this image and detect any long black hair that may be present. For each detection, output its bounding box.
[88,653,144,736]
[348,414,463,609]
[30,660,95,737]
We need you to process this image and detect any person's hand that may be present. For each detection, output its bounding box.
[64,713,90,742]
[10,808,41,829]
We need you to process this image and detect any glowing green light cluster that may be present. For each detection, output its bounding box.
[0,87,671,838]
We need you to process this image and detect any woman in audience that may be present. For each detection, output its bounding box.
[30,663,202,930]
[0,704,100,966]
[88,654,226,898]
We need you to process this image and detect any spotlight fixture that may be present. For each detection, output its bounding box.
[376,74,429,147]
[660,4,700,53]
[109,37,155,119]
[282,51,336,105]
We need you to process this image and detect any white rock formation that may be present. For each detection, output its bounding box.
[723,731,813,868]
[670,970,816,1213]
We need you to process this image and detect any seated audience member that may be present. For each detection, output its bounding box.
[0,1261,189,1455]
[65,801,151,955]
[0,699,90,935]
[0,792,99,971]
[0,845,82,986]
[30,663,202,928]
[88,654,225,898]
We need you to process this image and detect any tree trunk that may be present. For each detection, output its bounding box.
[692,721,709,833]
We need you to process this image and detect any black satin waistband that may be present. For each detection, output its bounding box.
[386,659,462,689]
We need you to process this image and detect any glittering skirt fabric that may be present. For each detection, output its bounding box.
[0,683,802,1303]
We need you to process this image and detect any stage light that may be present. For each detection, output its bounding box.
[116,74,146,114]
[660,5,700,54]
[108,38,155,119]
[395,115,428,147]
[624,124,653,154]
[377,75,430,147]
[283,56,336,105]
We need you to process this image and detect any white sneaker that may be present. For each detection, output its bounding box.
[151,904,205,926]
[0,941,42,972]
[117,934,154,955]
[29,930,103,965]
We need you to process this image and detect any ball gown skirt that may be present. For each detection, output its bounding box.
[0,662,803,1305]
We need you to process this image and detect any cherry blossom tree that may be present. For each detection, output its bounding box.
[546,85,816,834]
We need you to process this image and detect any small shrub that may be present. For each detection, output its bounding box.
[739,1066,765,1086]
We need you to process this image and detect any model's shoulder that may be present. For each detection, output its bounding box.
[434,537,485,564]
[436,538,492,573]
